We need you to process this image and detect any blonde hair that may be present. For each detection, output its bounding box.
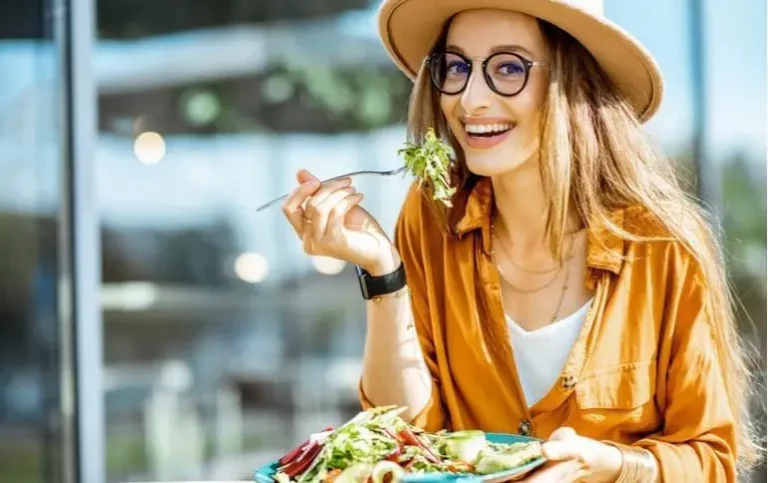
[406,18,763,472]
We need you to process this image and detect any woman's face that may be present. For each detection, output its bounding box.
[439,10,550,177]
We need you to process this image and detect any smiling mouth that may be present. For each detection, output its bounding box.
[464,123,514,138]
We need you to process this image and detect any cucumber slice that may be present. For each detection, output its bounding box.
[371,461,405,483]
[442,430,486,464]
[474,443,543,474]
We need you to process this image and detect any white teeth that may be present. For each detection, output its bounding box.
[464,123,512,134]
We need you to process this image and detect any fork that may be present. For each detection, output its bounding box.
[255,166,407,212]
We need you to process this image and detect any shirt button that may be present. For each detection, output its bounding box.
[518,419,533,436]
[562,374,577,390]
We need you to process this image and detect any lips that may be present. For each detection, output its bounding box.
[464,123,513,136]
[462,119,515,150]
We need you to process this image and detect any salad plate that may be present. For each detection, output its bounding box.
[254,407,546,483]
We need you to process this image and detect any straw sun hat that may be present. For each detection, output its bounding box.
[378,0,664,122]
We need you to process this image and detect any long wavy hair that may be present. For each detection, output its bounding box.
[405,18,762,471]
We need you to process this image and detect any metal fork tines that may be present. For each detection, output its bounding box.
[256,166,406,212]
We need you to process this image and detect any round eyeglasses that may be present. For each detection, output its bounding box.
[426,51,546,97]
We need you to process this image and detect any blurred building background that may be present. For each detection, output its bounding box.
[0,0,765,482]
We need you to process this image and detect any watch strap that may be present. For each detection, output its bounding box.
[355,263,406,300]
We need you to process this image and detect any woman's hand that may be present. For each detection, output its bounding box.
[519,427,623,483]
[281,169,399,275]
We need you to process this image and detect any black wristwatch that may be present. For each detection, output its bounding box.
[355,263,407,300]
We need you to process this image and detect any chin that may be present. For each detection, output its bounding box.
[463,146,533,177]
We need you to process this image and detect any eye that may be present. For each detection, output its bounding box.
[497,61,525,76]
[446,60,470,76]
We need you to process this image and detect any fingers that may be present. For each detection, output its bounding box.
[305,190,363,253]
[541,441,584,463]
[548,427,577,441]
[281,170,347,238]
[295,169,318,185]
[303,177,352,238]
[282,177,320,237]
[309,185,356,241]
[305,178,352,214]
[284,169,367,259]
[327,192,365,239]
[541,429,585,463]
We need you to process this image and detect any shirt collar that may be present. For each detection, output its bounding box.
[453,176,626,275]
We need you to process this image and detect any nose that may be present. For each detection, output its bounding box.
[460,67,493,113]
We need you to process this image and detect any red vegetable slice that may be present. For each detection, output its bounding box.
[279,444,311,471]
[385,446,402,462]
[279,439,310,466]
[284,443,323,478]
[278,426,333,466]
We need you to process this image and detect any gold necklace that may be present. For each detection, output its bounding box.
[492,247,562,294]
[491,221,575,274]
[490,230,569,294]
[493,230,558,275]
[491,227,577,322]
[548,241,574,323]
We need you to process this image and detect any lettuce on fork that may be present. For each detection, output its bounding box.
[398,128,456,208]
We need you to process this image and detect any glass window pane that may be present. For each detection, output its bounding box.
[96,1,411,481]
[0,0,66,482]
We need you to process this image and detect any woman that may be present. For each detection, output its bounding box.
[280,1,760,481]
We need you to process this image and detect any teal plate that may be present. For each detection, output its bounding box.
[254,432,546,483]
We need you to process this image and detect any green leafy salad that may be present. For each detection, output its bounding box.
[271,407,543,483]
[398,128,456,208]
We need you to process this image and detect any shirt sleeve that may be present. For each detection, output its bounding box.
[358,183,448,431]
[630,247,737,482]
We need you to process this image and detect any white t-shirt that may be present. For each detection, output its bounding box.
[505,299,593,407]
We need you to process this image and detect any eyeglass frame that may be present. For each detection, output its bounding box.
[424,50,548,97]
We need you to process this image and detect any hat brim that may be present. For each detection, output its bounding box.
[378,0,663,122]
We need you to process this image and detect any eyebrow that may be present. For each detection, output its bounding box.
[445,44,536,58]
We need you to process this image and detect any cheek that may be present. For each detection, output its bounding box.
[510,92,545,125]
[507,83,547,138]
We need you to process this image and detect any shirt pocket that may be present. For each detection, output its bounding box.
[575,360,656,409]
[571,361,660,439]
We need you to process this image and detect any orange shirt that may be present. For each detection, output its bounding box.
[360,179,737,482]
